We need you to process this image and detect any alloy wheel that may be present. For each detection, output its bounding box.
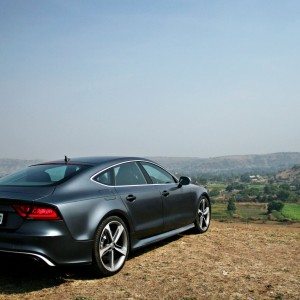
[98,220,128,272]
[198,197,210,231]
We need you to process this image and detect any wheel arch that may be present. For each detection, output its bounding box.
[95,209,134,249]
[200,192,211,211]
[201,192,210,202]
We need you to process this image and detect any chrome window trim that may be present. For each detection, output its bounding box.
[90,159,178,188]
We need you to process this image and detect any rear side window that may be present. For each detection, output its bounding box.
[93,169,114,186]
[141,162,176,184]
[0,164,90,186]
[93,162,147,186]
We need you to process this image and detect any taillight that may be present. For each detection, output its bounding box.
[12,204,61,220]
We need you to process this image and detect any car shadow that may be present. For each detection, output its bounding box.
[0,256,66,294]
[128,231,185,259]
[0,231,191,294]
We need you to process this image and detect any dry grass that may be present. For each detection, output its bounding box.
[0,221,299,300]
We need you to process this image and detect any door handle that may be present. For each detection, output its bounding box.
[126,194,136,202]
[162,191,169,197]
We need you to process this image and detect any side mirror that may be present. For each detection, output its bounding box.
[178,176,191,188]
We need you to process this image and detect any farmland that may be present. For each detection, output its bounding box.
[282,203,300,220]
[211,202,300,222]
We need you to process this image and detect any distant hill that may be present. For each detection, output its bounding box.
[151,152,300,176]
[0,159,41,177]
[276,165,300,182]
[0,152,300,177]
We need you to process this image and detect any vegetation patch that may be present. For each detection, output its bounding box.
[211,202,300,222]
[282,204,300,221]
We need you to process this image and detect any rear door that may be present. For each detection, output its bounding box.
[97,162,164,239]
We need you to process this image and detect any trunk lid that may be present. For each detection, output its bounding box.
[0,186,55,230]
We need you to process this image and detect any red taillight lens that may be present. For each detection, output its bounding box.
[12,204,61,220]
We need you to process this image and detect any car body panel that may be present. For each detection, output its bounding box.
[0,221,93,264]
[160,183,197,231]
[115,184,163,239]
[0,156,209,267]
[0,186,55,201]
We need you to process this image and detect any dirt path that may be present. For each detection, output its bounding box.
[1,221,299,299]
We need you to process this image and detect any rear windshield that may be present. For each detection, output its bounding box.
[0,164,91,187]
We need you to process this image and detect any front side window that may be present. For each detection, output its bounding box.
[141,162,176,184]
[114,162,147,186]
[0,164,90,186]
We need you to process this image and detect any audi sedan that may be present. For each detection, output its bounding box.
[0,156,211,276]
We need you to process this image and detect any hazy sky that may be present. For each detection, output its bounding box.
[0,1,299,160]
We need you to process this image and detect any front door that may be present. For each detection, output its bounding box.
[113,162,163,239]
[139,162,194,231]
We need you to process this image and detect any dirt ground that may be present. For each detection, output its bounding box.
[0,221,299,300]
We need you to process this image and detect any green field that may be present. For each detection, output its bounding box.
[211,202,300,222]
[211,203,268,221]
[210,203,230,220]
[282,203,300,221]
[236,203,268,219]
[207,183,226,190]
[245,183,265,192]
[207,183,226,195]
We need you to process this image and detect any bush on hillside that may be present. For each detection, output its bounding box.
[267,200,284,214]
[227,197,236,213]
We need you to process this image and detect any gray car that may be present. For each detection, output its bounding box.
[0,156,211,276]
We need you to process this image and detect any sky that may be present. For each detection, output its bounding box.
[0,0,299,160]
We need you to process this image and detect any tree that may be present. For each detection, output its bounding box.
[226,184,234,192]
[240,174,250,183]
[227,197,236,213]
[267,201,284,213]
[209,188,219,197]
[279,184,290,191]
[277,189,290,202]
[263,185,272,194]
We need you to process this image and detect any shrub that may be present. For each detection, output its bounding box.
[209,188,220,197]
[267,200,284,214]
[227,197,236,213]
[277,189,290,201]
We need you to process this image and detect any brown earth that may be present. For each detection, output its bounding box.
[276,165,300,181]
[0,221,299,300]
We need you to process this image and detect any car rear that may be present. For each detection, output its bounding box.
[0,163,93,266]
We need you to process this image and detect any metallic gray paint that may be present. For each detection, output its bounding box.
[0,156,209,266]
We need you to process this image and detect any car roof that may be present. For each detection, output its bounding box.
[36,156,154,167]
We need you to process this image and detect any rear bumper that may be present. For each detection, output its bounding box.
[0,220,93,266]
[0,249,55,266]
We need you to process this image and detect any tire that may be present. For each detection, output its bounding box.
[93,216,129,276]
[194,196,211,234]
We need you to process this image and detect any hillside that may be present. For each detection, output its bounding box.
[0,159,41,177]
[0,152,300,177]
[276,165,300,181]
[152,152,300,176]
